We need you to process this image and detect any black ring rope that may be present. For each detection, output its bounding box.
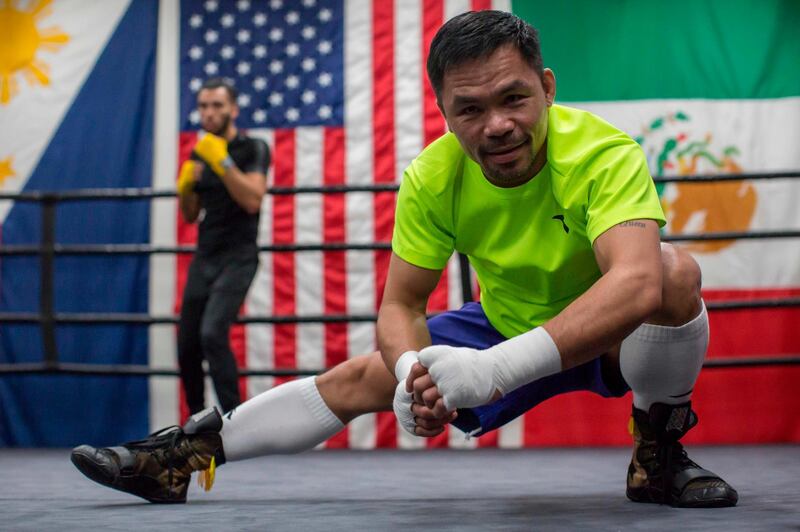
[0,171,798,376]
[0,297,798,326]
[0,242,393,256]
[0,170,797,202]
[1,355,797,377]
[0,228,799,257]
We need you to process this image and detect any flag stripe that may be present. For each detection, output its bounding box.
[245,128,275,402]
[294,127,325,387]
[343,0,378,450]
[324,127,350,448]
[272,129,297,386]
[372,0,399,449]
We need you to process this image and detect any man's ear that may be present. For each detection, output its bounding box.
[542,68,556,106]
[436,99,452,132]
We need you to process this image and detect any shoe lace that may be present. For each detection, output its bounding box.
[125,426,183,497]
[656,440,700,503]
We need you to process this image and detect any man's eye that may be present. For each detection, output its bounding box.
[506,94,525,104]
[460,106,479,115]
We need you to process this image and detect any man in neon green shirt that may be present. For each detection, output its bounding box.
[72,10,736,509]
[392,103,667,340]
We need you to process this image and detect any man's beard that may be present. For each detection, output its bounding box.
[210,113,232,137]
[482,155,537,187]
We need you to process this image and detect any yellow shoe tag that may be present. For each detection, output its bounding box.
[198,456,216,492]
[628,416,634,436]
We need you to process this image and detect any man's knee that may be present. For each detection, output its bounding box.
[653,243,702,326]
[316,353,394,422]
[199,320,229,354]
[318,355,369,389]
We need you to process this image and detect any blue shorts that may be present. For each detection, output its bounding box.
[427,302,629,436]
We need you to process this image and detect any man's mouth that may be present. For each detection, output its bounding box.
[484,141,527,164]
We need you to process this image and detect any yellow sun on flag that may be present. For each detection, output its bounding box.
[0,156,15,186]
[0,0,70,105]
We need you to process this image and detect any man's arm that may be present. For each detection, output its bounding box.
[376,252,442,376]
[177,160,201,223]
[193,134,268,214]
[217,167,267,214]
[543,218,663,369]
[380,253,459,437]
[416,218,663,414]
[179,191,201,223]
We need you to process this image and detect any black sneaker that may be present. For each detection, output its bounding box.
[627,402,738,508]
[71,407,224,504]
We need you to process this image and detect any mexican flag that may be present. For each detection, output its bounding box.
[510,1,800,445]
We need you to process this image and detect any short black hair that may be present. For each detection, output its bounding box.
[199,77,238,103]
[426,10,544,99]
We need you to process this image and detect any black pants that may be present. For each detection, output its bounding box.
[178,246,258,414]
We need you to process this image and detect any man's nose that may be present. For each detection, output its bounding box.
[483,110,514,138]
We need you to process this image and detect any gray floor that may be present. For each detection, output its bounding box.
[1,446,798,531]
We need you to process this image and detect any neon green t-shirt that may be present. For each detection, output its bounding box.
[392,104,666,339]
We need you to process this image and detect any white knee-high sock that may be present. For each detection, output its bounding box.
[220,376,344,462]
[620,302,709,411]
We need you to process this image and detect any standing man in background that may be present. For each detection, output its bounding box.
[175,77,270,414]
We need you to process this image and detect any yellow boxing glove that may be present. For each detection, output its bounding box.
[193,133,234,176]
[177,160,198,196]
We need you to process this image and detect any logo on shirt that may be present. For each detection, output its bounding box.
[552,214,570,234]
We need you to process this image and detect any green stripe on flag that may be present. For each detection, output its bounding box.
[513,0,800,101]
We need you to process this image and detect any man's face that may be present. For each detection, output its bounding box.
[197,86,238,137]
[438,45,555,187]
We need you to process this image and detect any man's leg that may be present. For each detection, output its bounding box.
[619,243,737,507]
[620,243,706,411]
[199,250,258,413]
[177,257,211,414]
[71,352,395,502]
[221,352,395,461]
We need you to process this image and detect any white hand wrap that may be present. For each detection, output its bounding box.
[417,345,497,410]
[393,381,418,436]
[417,327,562,411]
[392,350,420,436]
[487,327,562,396]
[394,350,419,383]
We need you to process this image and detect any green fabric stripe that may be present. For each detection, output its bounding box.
[512,0,800,101]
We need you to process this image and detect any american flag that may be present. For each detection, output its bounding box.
[164,0,514,450]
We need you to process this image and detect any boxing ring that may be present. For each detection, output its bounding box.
[1,171,799,529]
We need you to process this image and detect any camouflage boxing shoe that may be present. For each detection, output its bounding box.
[627,401,738,508]
[71,407,224,504]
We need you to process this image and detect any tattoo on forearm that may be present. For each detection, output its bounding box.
[620,221,647,228]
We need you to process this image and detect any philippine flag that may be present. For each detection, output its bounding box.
[0,0,156,446]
